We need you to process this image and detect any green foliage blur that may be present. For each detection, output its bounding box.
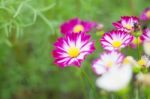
[0,0,150,99]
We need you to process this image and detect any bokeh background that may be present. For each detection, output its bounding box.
[0,0,150,99]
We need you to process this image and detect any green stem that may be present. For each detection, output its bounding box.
[81,68,97,99]
[135,87,139,99]
[79,74,88,99]
[137,37,140,60]
[74,67,88,99]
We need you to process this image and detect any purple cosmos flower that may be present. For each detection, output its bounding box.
[100,30,133,51]
[92,51,124,75]
[113,16,140,33]
[52,32,95,67]
[60,18,97,34]
[140,7,150,21]
[140,28,150,41]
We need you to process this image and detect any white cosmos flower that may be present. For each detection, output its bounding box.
[92,51,124,75]
[138,55,150,67]
[143,41,150,56]
[96,63,132,92]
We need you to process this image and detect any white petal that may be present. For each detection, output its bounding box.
[77,52,88,60]
[103,46,114,51]
[143,41,150,56]
[76,35,82,48]
[92,60,107,75]
[80,42,93,52]
[57,57,70,63]
[96,64,132,91]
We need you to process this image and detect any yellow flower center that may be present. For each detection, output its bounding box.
[146,11,150,18]
[138,59,146,66]
[124,24,132,30]
[68,47,80,58]
[133,37,141,45]
[112,41,122,48]
[123,58,129,64]
[106,61,113,67]
[73,24,84,33]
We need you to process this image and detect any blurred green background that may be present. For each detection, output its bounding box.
[0,0,150,99]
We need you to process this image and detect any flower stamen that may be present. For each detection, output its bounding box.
[112,41,122,48]
[106,61,113,67]
[138,59,146,66]
[73,24,84,33]
[68,47,80,58]
[124,24,132,30]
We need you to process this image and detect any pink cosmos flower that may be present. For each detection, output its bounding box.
[140,28,150,41]
[92,51,124,75]
[52,32,95,67]
[140,7,150,21]
[140,29,150,56]
[113,16,140,33]
[100,30,133,51]
[60,18,97,34]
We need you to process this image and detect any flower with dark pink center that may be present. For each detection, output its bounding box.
[60,18,97,35]
[52,32,95,67]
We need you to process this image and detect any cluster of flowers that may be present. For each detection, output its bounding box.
[52,7,150,92]
[52,18,96,67]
